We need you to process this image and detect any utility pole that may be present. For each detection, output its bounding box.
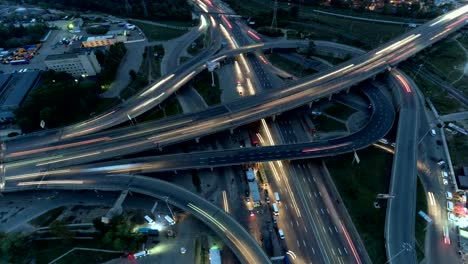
[271,0,278,30]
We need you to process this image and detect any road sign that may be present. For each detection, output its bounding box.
[40,120,45,129]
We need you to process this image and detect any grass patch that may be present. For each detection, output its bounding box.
[180,56,191,64]
[415,177,428,262]
[131,21,188,41]
[447,133,468,169]
[192,69,221,106]
[311,114,347,132]
[324,102,356,120]
[135,96,182,122]
[188,34,208,56]
[326,147,393,263]
[55,250,121,264]
[33,238,121,264]
[267,53,317,77]
[29,206,66,227]
[403,67,465,115]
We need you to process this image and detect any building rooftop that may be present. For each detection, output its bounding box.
[0,71,41,110]
[45,53,81,61]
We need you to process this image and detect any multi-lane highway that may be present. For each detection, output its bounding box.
[3,5,467,158]
[385,70,420,263]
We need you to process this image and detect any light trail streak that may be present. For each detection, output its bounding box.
[247,30,261,41]
[17,180,84,186]
[372,143,395,154]
[375,34,420,55]
[187,203,227,231]
[6,169,72,181]
[394,74,412,93]
[36,151,101,166]
[222,190,230,213]
[341,221,362,264]
[74,109,118,128]
[111,120,193,140]
[199,15,207,30]
[140,74,175,97]
[6,156,64,169]
[221,15,232,29]
[301,142,351,153]
[210,16,216,28]
[428,192,436,206]
[131,92,166,112]
[246,77,255,95]
[7,137,112,158]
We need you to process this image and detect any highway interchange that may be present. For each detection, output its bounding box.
[1,2,468,264]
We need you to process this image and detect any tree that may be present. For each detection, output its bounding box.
[129,69,137,80]
[288,6,299,20]
[306,40,316,57]
[50,220,74,240]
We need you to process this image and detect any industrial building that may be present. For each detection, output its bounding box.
[0,70,42,122]
[44,51,101,77]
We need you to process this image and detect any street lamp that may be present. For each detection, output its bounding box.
[207,61,220,87]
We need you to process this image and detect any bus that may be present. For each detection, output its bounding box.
[257,164,268,186]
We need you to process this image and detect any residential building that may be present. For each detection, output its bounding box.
[44,51,101,77]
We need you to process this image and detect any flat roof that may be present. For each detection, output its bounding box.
[45,53,79,61]
[0,71,41,109]
[0,74,12,95]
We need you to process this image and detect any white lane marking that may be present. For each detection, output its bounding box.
[313,177,317,183]
[338,248,342,256]
[335,226,339,233]
[312,247,316,255]
[321,208,325,214]
[314,192,318,198]
[332,248,336,256]
[296,220,300,227]
[344,247,348,255]
[305,226,308,233]
[303,240,307,247]
[297,240,300,247]
[308,192,312,198]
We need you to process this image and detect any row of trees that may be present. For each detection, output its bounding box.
[95,42,127,86]
[20,0,192,21]
[0,23,48,48]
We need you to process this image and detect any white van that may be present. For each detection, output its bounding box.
[272,203,279,216]
[430,129,436,136]
[278,229,285,240]
[164,215,176,225]
[274,192,280,203]
[144,215,155,224]
[378,138,389,144]
[446,191,453,200]
[441,170,449,178]
[447,201,454,211]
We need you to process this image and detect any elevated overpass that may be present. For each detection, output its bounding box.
[2,175,271,264]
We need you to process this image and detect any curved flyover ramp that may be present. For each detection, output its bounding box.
[3,174,271,264]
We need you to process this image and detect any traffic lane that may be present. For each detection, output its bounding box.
[5,174,272,264]
[7,10,466,148]
[291,162,351,263]
[4,83,394,178]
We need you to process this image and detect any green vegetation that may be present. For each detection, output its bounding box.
[135,96,182,122]
[0,23,48,48]
[225,0,409,48]
[28,206,66,227]
[21,0,192,22]
[447,133,468,169]
[326,147,393,263]
[131,21,188,41]
[267,53,317,78]
[188,34,208,56]
[86,25,109,35]
[415,177,428,262]
[94,42,127,87]
[0,232,32,263]
[312,114,347,132]
[324,102,356,120]
[33,237,120,264]
[15,71,108,133]
[192,69,221,106]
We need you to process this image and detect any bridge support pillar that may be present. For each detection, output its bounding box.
[272,114,276,122]
[174,170,177,175]
[346,87,350,93]
[230,128,234,134]
[308,102,313,108]
[211,167,214,172]
[195,137,200,143]
[328,94,333,101]
[158,146,163,152]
